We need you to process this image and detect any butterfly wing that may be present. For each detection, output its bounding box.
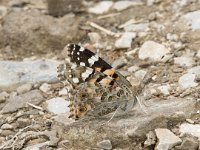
[57,44,136,119]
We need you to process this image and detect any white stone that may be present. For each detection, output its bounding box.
[97,140,112,150]
[157,84,170,95]
[1,124,13,130]
[180,10,200,30]
[124,23,149,32]
[155,128,182,150]
[24,141,50,150]
[39,83,51,94]
[112,0,143,11]
[178,73,198,89]
[0,59,59,89]
[179,123,200,139]
[88,1,113,14]
[0,92,9,103]
[188,66,200,75]
[17,83,32,94]
[46,97,70,114]
[174,56,194,67]
[115,32,136,49]
[134,70,147,79]
[128,66,139,72]
[58,88,68,96]
[147,0,155,6]
[138,41,170,62]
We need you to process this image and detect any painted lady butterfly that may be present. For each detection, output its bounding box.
[57,44,137,120]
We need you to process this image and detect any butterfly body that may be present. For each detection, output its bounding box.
[57,44,137,119]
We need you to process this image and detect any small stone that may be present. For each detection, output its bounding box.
[166,33,179,42]
[186,119,195,124]
[178,73,198,89]
[157,84,170,95]
[115,32,136,49]
[88,1,113,14]
[179,123,200,139]
[97,140,112,150]
[147,0,155,6]
[134,70,147,79]
[1,130,15,137]
[179,136,199,150]
[0,92,9,103]
[155,128,182,150]
[138,41,170,62]
[1,124,13,130]
[111,58,126,69]
[187,66,200,75]
[46,97,70,114]
[24,141,50,150]
[17,83,32,94]
[88,32,101,43]
[39,83,52,94]
[58,88,68,96]
[0,6,7,19]
[112,0,143,11]
[174,56,195,67]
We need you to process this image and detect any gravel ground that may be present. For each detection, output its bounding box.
[0,0,200,149]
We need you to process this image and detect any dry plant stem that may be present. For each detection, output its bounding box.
[88,21,120,38]
[27,102,44,111]
[97,13,121,19]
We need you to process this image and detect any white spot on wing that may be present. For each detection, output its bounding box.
[79,47,85,52]
[77,52,80,55]
[81,68,93,80]
[80,62,85,66]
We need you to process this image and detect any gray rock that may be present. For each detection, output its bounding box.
[180,10,200,30]
[138,41,170,62]
[0,11,83,55]
[46,97,70,114]
[178,73,198,89]
[39,83,52,94]
[179,123,200,139]
[112,0,143,11]
[1,90,43,114]
[88,1,113,14]
[115,32,136,49]
[179,136,199,150]
[124,23,149,32]
[97,139,112,150]
[144,131,156,147]
[88,32,101,44]
[0,59,60,90]
[157,84,170,95]
[174,56,195,67]
[16,83,32,94]
[155,128,182,150]
[187,66,200,75]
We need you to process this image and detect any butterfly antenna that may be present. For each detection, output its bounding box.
[136,95,148,114]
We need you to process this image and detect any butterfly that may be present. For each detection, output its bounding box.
[57,44,137,120]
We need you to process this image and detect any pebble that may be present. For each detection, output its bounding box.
[112,0,143,11]
[180,10,200,30]
[138,41,170,62]
[17,83,32,94]
[1,130,15,137]
[144,131,156,147]
[24,141,50,150]
[174,56,195,67]
[186,119,194,124]
[0,59,60,89]
[178,73,198,89]
[39,83,52,94]
[187,66,200,75]
[88,32,101,43]
[97,139,112,150]
[46,97,70,114]
[88,1,113,14]
[178,136,199,150]
[134,70,147,79]
[179,123,200,139]
[58,88,68,96]
[157,84,170,95]
[155,128,182,150]
[1,124,13,130]
[0,91,9,103]
[115,32,136,49]
[195,74,200,82]
[111,58,127,69]
[1,90,44,114]
[0,6,7,19]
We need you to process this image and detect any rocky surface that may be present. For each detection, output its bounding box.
[0,0,200,149]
